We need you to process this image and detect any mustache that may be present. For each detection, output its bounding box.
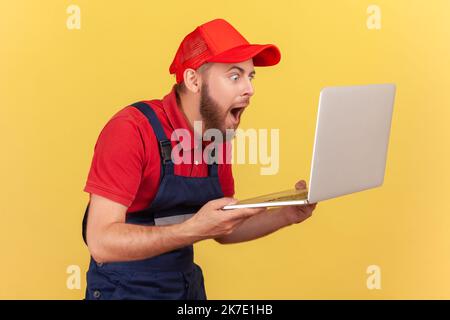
[233,99,250,107]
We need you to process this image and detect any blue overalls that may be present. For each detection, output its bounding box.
[82,101,224,300]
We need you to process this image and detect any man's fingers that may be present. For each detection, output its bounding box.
[290,202,317,214]
[306,203,317,210]
[299,203,317,214]
[208,197,237,210]
[295,180,307,190]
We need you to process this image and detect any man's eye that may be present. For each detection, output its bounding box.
[230,74,239,81]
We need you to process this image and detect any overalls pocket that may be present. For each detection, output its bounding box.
[120,270,187,300]
[86,267,126,300]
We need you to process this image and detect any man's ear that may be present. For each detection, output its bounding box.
[183,68,202,94]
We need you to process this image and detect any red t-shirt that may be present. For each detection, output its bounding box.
[84,87,235,213]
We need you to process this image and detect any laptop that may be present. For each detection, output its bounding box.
[223,83,396,210]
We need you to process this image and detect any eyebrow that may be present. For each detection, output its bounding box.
[226,66,256,76]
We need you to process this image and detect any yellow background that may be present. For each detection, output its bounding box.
[1,0,449,299]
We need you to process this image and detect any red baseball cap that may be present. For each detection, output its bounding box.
[169,18,281,83]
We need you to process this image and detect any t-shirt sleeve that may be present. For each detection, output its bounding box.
[84,116,145,207]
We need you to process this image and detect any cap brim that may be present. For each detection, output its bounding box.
[207,44,281,66]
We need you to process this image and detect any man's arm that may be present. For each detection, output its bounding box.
[214,204,316,244]
[86,194,193,263]
[215,180,317,244]
[86,194,264,263]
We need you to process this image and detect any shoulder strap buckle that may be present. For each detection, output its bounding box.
[159,140,172,164]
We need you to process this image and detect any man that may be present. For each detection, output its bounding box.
[82,18,317,300]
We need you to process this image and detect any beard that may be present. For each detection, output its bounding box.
[199,82,235,141]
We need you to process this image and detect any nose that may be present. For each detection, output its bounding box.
[242,78,255,98]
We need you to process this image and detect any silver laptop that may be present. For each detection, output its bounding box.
[223,84,396,210]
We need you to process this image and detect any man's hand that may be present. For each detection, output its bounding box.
[183,197,267,242]
[279,180,317,225]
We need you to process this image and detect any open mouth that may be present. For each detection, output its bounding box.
[230,106,246,122]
